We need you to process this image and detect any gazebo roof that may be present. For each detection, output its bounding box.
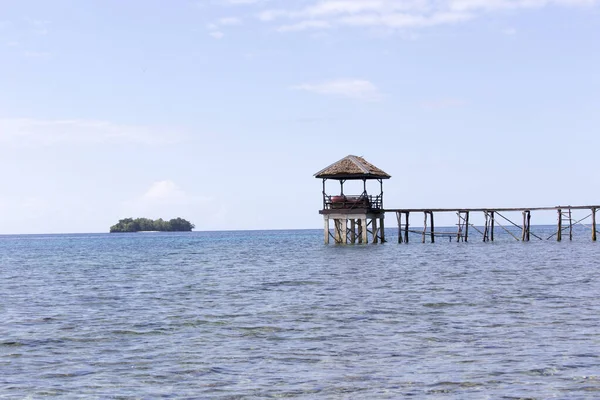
[314,155,391,180]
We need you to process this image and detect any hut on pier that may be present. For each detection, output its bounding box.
[315,155,391,244]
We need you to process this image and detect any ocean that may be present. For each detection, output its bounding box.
[1,229,600,398]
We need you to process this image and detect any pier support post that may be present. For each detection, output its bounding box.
[465,212,470,242]
[430,212,435,244]
[372,217,379,244]
[404,212,410,243]
[422,212,427,243]
[361,218,368,244]
[341,218,348,244]
[396,212,402,243]
[380,217,386,243]
[557,209,562,242]
[490,211,495,242]
[350,219,356,244]
[593,208,597,242]
[324,217,330,244]
[483,212,489,242]
[525,210,531,242]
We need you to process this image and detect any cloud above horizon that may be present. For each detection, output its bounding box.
[213,0,599,32]
[0,118,184,147]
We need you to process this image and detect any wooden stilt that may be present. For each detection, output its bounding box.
[430,211,435,243]
[380,217,386,243]
[525,210,531,242]
[397,212,402,243]
[457,212,463,242]
[557,209,562,242]
[341,218,348,244]
[361,218,368,244]
[521,211,527,242]
[422,212,427,243]
[372,217,379,244]
[350,219,356,244]
[324,217,329,244]
[483,212,489,242]
[404,212,410,243]
[465,212,469,242]
[490,211,495,242]
[568,209,573,241]
[592,208,597,242]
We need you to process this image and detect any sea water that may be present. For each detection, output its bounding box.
[1,229,600,398]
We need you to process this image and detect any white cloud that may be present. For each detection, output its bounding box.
[218,16,243,25]
[292,79,382,101]
[250,0,598,32]
[0,118,184,147]
[210,30,225,38]
[121,181,212,220]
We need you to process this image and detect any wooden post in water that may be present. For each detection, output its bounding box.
[324,217,330,244]
[350,219,356,244]
[361,218,368,244]
[465,212,470,242]
[341,218,348,244]
[422,212,427,243]
[557,209,562,242]
[526,210,531,242]
[396,212,401,242]
[380,216,386,243]
[372,218,378,244]
[430,212,435,244]
[483,212,489,242]
[404,212,410,243]
[490,211,495,242]
[592,208,597,242]
[568,209,573,241]
[521,211,527,242]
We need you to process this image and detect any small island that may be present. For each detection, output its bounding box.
[110,217,195,233]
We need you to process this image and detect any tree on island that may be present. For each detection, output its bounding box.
[110,217,195,233]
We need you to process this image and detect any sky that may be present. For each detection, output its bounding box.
[0,0,599,234]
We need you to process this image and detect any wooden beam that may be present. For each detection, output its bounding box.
[324,217,329,244]
[361,218,368,244]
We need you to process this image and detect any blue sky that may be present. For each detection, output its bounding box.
[1,0,599,233]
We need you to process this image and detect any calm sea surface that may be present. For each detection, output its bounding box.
[1,229,600,399]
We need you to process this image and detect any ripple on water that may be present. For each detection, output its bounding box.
[1,230,600,398]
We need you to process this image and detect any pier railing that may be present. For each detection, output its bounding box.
[323,194,383,211]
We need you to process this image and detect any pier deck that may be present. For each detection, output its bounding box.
[385,205,599,243]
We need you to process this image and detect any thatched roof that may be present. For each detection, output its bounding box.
[314,155,391,180]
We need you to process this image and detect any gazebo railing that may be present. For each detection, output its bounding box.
[323,194,383,210]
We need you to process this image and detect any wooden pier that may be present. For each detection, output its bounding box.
[387,206,599,243]
[316,155,599,244]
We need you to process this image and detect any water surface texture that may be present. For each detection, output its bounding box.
[1,230,600,398]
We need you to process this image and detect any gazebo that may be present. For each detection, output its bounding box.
[314,155,391,244]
